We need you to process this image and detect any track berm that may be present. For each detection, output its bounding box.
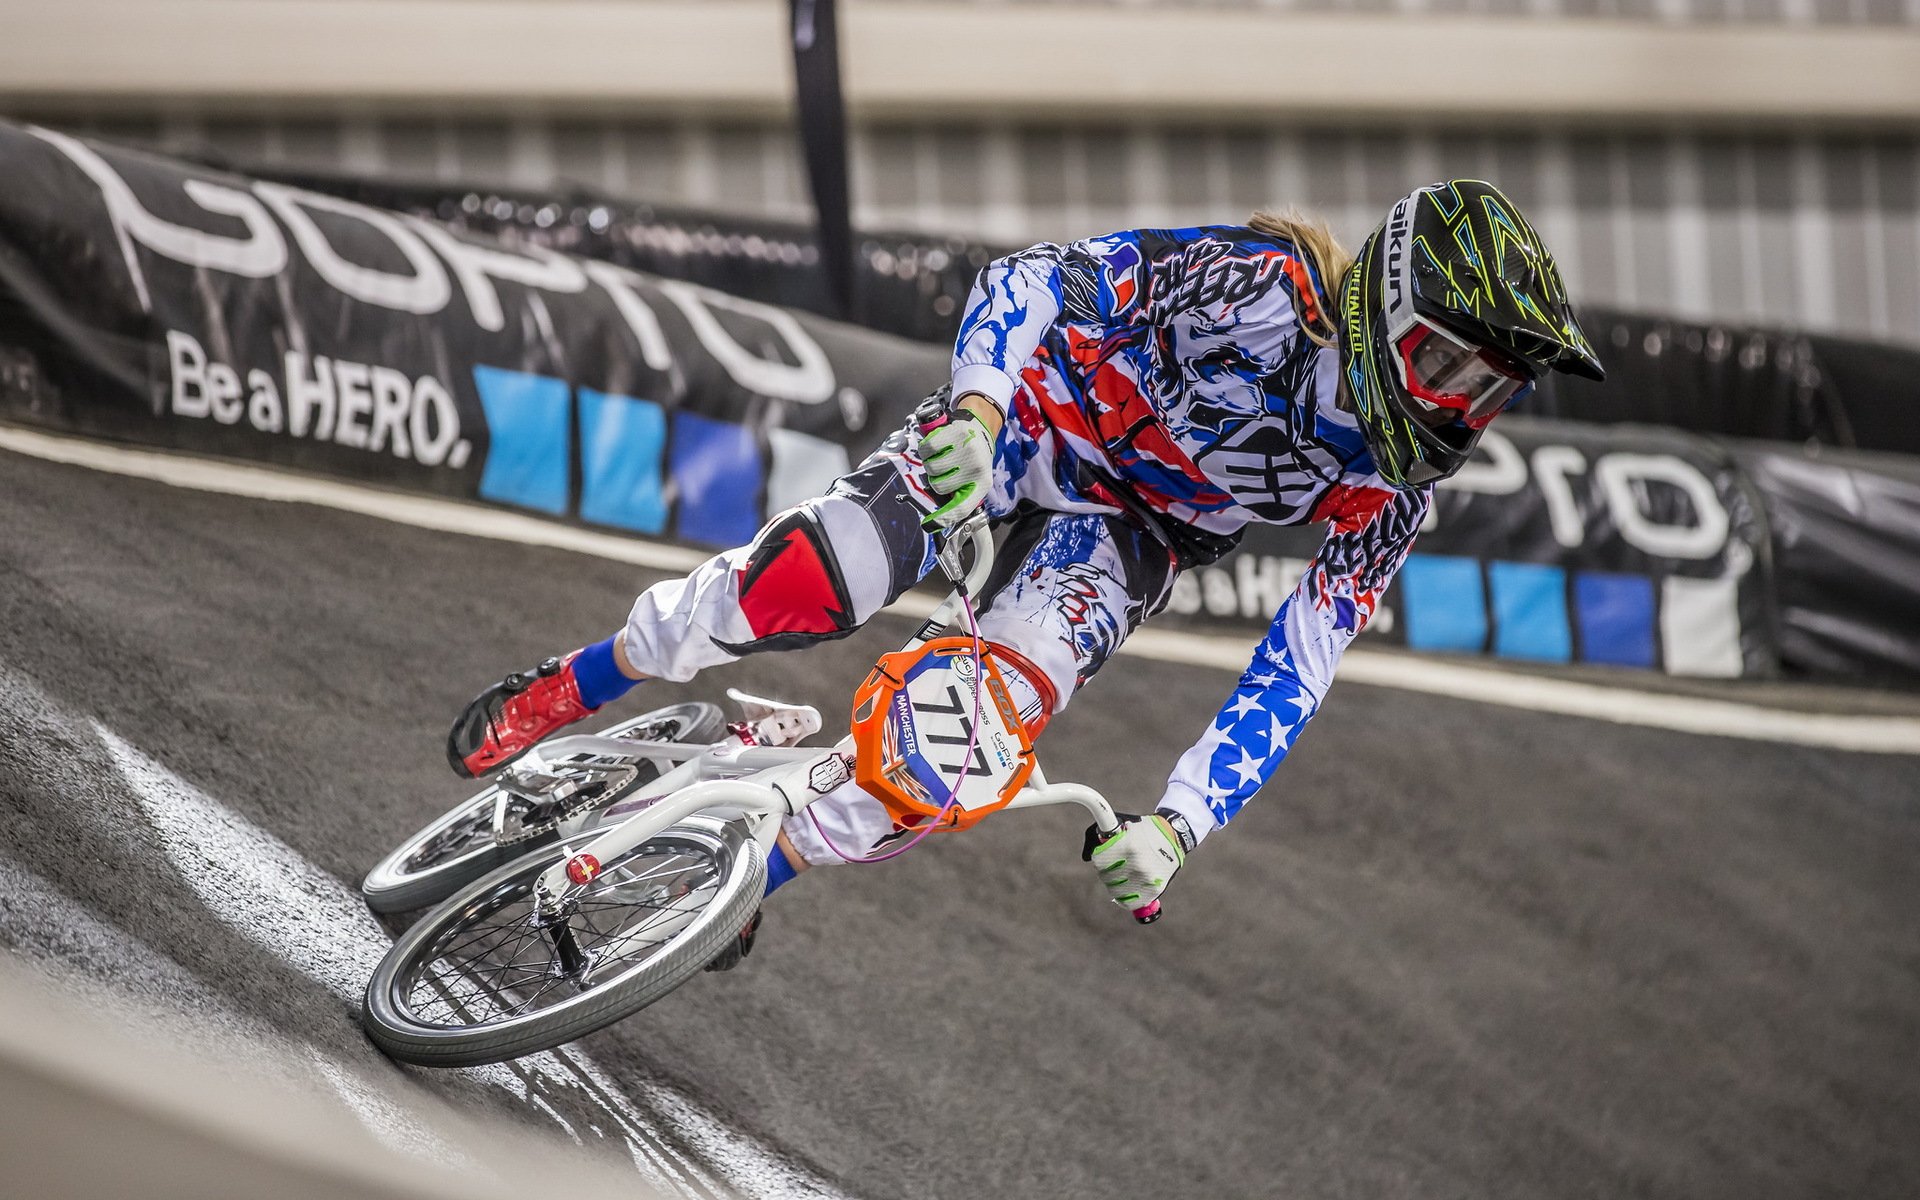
[3,446,1916,1199]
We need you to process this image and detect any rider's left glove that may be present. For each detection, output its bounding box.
[917,400,997,530]
[1081,811,1194,914]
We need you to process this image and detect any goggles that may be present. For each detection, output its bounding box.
[1391,316,1534,431]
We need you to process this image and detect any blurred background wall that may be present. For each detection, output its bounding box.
[2,0,1916,343]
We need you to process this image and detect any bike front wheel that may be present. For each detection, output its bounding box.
[360,701,725,914]
[362,815,765,1067]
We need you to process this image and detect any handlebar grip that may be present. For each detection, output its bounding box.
[1131,899,1162,924]
[911,395,951,436]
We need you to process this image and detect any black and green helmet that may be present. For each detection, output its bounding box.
[1339,179,1605,488]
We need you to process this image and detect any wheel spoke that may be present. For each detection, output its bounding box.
[392,833,735,1029]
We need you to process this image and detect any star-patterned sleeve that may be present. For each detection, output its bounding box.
[1157,486,1433,843]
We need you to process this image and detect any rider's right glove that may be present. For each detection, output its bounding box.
[916,395,998,530]
[1081,811,1194,917]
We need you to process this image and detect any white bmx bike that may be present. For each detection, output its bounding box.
[360,517,1156,1068]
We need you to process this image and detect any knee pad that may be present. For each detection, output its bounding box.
[713,506,858,656]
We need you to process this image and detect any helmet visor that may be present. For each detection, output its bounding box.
[1393,317,1534,429]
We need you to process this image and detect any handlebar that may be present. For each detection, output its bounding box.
[911,397,1154,924]
[934,523,1157,926]
[1024,785,1164,926]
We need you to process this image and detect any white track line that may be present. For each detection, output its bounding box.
[92,713,852,1200]
[5,423,1918,756]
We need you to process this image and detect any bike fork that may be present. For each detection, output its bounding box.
[536,906,591,978]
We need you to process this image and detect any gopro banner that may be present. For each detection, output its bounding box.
[0,123,1834,682]
[0,122,945,549]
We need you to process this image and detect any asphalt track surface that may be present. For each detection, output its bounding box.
[3,446,1918,1200]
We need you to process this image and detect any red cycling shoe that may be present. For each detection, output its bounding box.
[446,652,600,778]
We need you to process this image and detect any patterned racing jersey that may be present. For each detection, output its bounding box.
[951,226,1433,843]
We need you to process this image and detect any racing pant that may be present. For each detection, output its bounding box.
[618,424,1175,865]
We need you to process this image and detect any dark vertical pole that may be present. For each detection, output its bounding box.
[789,0,854,318]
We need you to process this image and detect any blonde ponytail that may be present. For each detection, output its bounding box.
[1248,209,1351,348]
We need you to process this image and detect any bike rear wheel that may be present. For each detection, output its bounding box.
[360,701,725,914]
[362,815,764,1067]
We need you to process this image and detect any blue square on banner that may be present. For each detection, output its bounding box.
[1489,561,1572,662]
[1399,555,1488,653]
[1575,572,1657,668]
[472,366,570,515]
[577,389,668,534]
[670,411,762,547]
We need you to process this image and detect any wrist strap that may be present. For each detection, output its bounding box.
[1155,809,1197,855]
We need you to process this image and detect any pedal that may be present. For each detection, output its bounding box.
[498,766,574,799]
[725,688,822,748]
[496,766,591,816]
[705,909,763,973]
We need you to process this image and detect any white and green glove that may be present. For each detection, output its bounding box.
[1081,811,1195,923]
[916,398,998,530]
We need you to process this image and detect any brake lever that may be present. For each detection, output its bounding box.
[934,516,984,589]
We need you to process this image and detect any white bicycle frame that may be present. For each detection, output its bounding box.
[520,516,1144,919]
